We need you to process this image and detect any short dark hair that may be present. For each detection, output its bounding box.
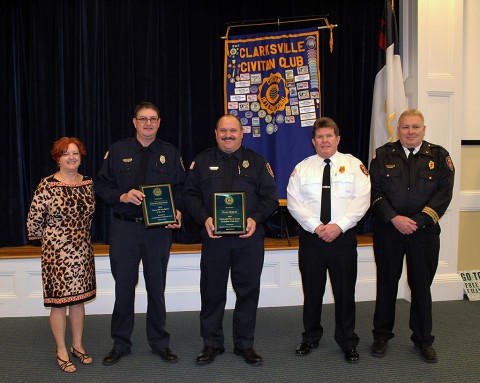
[215,114,242,130]
[134,101,160,118]
[51,137,87,164]
[312,117,339,138]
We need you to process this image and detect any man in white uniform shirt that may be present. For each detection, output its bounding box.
[287,117,370,363]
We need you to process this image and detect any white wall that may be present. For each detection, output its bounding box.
[0,247,372,317]
[463,0,480,140]
[400,0,465,300]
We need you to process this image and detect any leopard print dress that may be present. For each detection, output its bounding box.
[26,175,96,307]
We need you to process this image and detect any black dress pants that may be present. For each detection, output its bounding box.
[372,222,440,346]
[199,227,265,350]
[109,217,172,353]
[299,228,359,350]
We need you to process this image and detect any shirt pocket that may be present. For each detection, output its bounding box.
[332,173,354,198]
[418,169,437,195]
[380,167,401,194]
[299,176,322,200]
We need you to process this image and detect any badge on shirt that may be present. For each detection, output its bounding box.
[160,155,166,164]
[339,166,345,173]
[428,160,435,170]
[242,160,249,168]
[360,164,369,176]
[266,162,274,178]
[123,158,132,163]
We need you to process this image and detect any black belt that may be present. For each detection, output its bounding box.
[114,213,144,223]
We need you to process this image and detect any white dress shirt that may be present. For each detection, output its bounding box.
[287,151,371,233]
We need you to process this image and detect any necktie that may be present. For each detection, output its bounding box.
[222,154,233,191]
[127,147,149,218]
[134,147,149,188]
[408,148,415,160]
[320,158,331,224]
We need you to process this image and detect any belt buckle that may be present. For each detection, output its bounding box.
[135,217,144,223]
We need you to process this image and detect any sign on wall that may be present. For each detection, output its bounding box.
[459,270,480,301]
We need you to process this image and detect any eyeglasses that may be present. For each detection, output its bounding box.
[136,117,160,123]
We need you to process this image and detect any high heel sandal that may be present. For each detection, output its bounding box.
[56,355,76,373]
[70,345,93,365]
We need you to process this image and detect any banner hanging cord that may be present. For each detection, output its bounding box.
[222,17,338,53]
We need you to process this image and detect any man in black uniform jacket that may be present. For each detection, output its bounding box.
[96,102,185,366]
[183,114,278,366]
[369,109,454,363]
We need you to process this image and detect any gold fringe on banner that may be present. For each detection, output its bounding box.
[222,17,338,53]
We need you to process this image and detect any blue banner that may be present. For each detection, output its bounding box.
[224,28,321,198]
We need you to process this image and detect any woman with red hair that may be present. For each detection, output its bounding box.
[27,137,96,373]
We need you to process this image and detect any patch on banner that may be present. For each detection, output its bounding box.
[258,73,289,114]
[189,161,195,170]
[266,162,274,178]
[360,164,369,176]
[446,156,455,171]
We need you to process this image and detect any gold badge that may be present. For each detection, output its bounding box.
[360,164,369,176]
[266,162,274,178]
[123,158,132,163]
[242,160,249,168]
[446,156,455,171]
[339,166,345,173]
[428,160,435,170]
[386,164,395,169]
[160,155,166,164]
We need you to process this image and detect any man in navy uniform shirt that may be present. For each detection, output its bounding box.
[96,101,185,366]
[183,114,278,366]
[369,109,454,363]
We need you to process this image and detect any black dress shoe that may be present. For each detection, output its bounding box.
[416,345,438,363]
[370,340,388,357]
[196,346,225,365]
[344,347,359,364]
[295,341,319,356]
[233,347,263,366]
[102,349,130,366]
[152,347,178,363]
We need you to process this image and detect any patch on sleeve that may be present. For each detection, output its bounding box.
[360,163,369,176]
[446,156,454,172]
[290,168,297,177]
[189,161,195,170]
[103,151,109,159]
[266,162,274,178]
